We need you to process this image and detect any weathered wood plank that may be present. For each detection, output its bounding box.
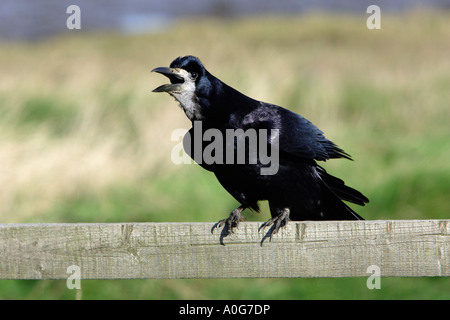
[0,220,448,279]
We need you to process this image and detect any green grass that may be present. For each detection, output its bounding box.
[0,11,449,299]
[1,277,449,300]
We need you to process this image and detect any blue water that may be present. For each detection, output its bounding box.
[0,0,449,41]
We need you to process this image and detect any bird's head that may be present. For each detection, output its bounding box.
[152,55,213,121]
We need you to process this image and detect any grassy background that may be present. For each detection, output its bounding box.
[0,11,449,299]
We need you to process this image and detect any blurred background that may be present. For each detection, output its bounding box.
[0,0,449,299]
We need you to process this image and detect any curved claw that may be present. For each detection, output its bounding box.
[212,205,247,239]
[259,208,290,243]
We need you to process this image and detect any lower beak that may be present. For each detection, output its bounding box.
[151,67,184,93]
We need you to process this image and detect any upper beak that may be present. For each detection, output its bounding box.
[151,67,185,93]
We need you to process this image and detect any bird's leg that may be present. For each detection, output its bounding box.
[213,205,247,236]
[259,208,290,242]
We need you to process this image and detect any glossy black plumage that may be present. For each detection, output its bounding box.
[152,55,369,238]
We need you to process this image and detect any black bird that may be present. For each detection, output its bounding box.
[152,55,368,240]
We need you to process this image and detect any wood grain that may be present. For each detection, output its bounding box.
[0,220,448,279]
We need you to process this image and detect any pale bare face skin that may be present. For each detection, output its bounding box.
[152,67,202,121]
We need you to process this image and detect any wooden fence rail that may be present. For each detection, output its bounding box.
[0,220,448,279]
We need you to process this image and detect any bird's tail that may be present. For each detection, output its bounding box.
[315,165,369,220]
[317,166,369,205]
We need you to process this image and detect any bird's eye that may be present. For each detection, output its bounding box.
[191,71,198,80]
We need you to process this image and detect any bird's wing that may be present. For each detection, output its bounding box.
[242,104,352,162]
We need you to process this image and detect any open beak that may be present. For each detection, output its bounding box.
[151,67,185,93]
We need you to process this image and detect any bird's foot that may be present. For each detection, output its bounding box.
[259,208,290,243]
[212,205,247,239]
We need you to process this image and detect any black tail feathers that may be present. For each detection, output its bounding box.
[317,166,369,205]
[316,165,369,220]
